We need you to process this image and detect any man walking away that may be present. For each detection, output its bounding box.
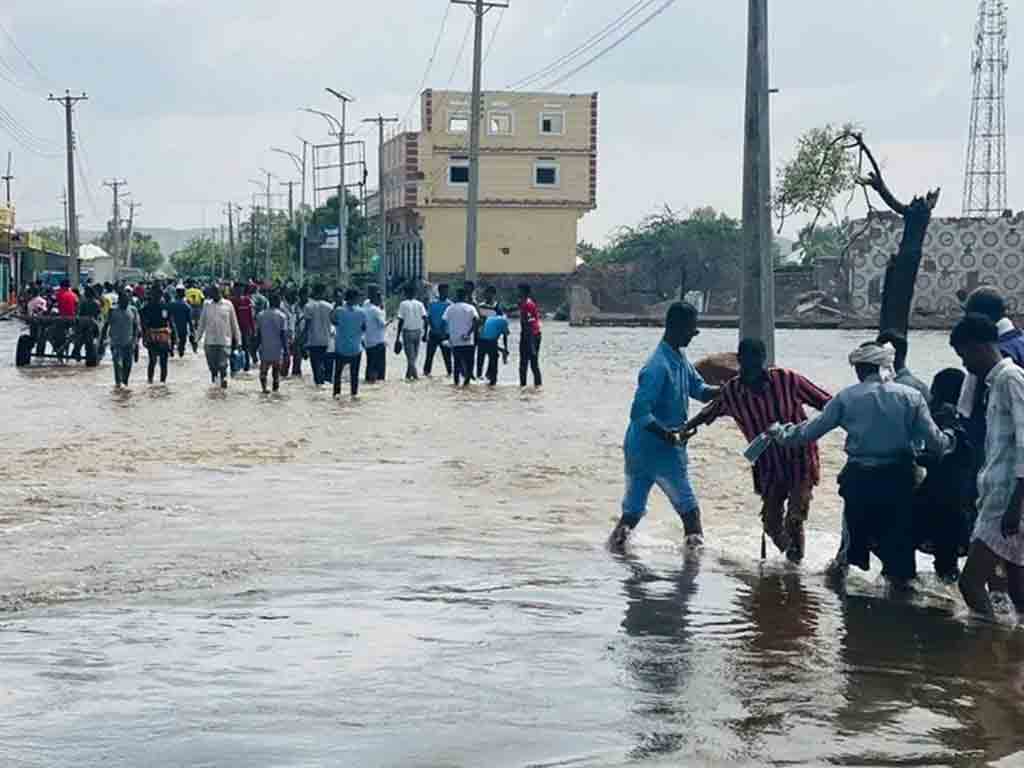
[196,284,241,388]
[231,282,256,371]
[256,294,289,393]
[518,283,543,387]
[363,286,388,383]
[685,338,831,563]
[951,315,1024,615]
[772,342,955,590]
[476,285,502,378]
[303,284,333,386]
[424,283,453,376]
[444,287,479,387]
[397,283,427,380]
[101,292,140,388]
[331,288,366,398]
[185,281,205,352]
[877,329,930,401]
[140,285,173,384]
[291,287,308,378]
[478,306,510,386]
[610,303,719,552]
[169,287,193,358]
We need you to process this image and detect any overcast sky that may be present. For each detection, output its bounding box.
[0,0,1020,246]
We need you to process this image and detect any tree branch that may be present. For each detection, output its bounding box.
[848,132,908,216]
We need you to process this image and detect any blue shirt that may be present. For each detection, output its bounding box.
[428,299,451,335]
[479,315,509,341]
[331,305,365,357]
[1000,327,1024,368]
[624,341,715,456]
[784,374,952,467]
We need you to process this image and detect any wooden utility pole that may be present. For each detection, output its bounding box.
[124,200,139,269]
[49,91,88,288]
[363,115,399,300]
[103,178,126,268]
[3,152,13,292]
[452,0,509,282]
[225,202,237,278]
[740,0,774,363]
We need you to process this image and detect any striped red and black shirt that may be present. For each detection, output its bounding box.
[703,368,832,495]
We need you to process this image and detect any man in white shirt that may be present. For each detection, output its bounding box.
[396,283,428,380]
[195,284,241,388]
[443,286,479,387]
[363,285,388,383]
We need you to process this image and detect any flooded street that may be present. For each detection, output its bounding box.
[1,319,1023,767]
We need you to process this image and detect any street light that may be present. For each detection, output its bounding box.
[272,146,308,283]
[323,88,355,282]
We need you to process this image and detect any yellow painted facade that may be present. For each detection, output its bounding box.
[382,89,597,278]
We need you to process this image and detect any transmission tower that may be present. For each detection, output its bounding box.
[963,0,1009,217]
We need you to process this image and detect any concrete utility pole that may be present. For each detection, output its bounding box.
[61,190,68,255]
[326,88,354,281]
[225,203,236,278]
[740,0,775,364]
[273,144,307,283]
[3,152,13,292]
[363,115,399,301]
[103,178,126,268]
[124,200,139,269]
[49,90,88,288]
[282,180,295,223]
[452,0,509,282]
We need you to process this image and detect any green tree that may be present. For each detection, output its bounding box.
[577,240,602,264]
[30,225,66,253]
[601,206,742,300]
[170,236,225,278]
[130,232,163,273]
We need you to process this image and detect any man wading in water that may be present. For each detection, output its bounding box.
[771,342,956,589]
[951,315,1024,615]
[684,338,832,563]
[610,302,719,552]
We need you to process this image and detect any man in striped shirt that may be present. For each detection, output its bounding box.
[685,338,832,563]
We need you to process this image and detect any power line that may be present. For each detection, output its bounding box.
[446,15,475,89]
[401,3,454,128]
[506,0,657,90]
[483,6,506,63]
[537,0,676,91]
[0,20,52,88]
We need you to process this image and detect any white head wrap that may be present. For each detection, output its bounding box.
[849,342,896,382]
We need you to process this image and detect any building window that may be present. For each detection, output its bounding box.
[488,111,513,135]
[448,112,469,134]
[534,160,559,187]
[449,156,470,186]
[539,111,565,135]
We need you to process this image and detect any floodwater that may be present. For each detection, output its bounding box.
[0,318,1023,768]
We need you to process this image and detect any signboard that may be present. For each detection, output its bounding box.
[0,205,14,231]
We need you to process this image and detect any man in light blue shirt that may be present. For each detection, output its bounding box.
[424,283,452,377]
[478,306,510,385]
[363,285,388,383]
[331,288,365,398]
[773,341,954,588]
[610,302,719,551]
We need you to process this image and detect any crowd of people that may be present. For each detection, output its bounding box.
[19,276,545,394]
[612,287,1024,618]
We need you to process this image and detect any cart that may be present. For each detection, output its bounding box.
[15,315,102,367]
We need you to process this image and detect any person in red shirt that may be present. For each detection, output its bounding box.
[684,338,832,563]
[230,282,256,371]
[55,279,79,318]
[517,283,542,387]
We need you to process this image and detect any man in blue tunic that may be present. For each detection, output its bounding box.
[610,302,720,551]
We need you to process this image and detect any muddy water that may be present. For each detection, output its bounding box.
[0,319,1022,767]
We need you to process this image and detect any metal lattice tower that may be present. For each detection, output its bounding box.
[963,0,1009,217]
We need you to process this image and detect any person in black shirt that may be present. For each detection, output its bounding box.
[140,285,173,383]
[72,286,103,363]
[168,287,193,358]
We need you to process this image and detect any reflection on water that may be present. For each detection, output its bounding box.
[0,320,1023,766]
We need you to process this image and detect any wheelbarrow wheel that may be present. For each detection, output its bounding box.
[15,334,33,367]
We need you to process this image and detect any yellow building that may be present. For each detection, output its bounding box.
[382,89,598,283]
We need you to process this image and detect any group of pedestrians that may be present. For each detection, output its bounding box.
[77,277,544,395]
[611,287,1024,618]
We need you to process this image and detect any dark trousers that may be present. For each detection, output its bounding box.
[478,339,500,385]
[146,343,169,383]
[291,340,303,376]
[307,345,328,385]
[838,461,916,581]
[453,345,475,386]
[174,325,189,357]
[365,343,386,382]
[519,333,542,386]
[424,332,452,376]
[333,354,361,397]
